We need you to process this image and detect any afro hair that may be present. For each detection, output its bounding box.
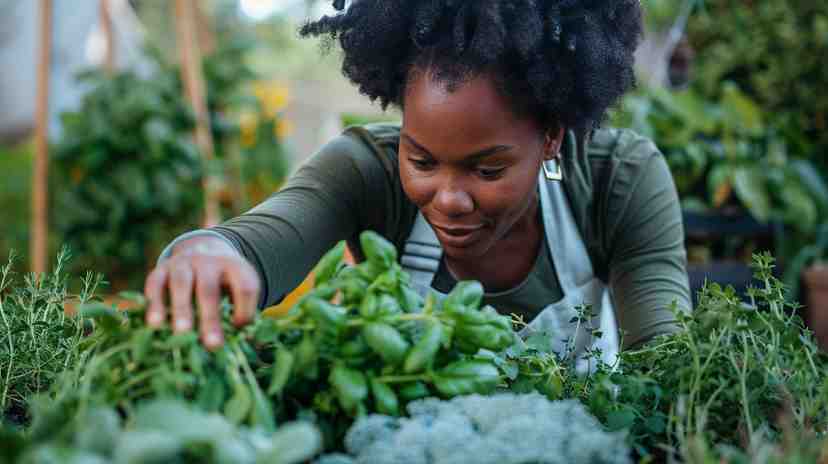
[300,0,643,133]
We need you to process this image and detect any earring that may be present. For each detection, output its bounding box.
[542,146,563,181]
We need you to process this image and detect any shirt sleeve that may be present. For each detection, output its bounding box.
[156,230,240,266]
[209,132,397,309]
[604,144,691,350]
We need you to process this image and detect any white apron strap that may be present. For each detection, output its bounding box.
[535,160,619,371]
[537,160,596,292]
[399,212,443,296]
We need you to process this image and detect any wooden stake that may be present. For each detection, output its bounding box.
[174,0,221,227]
[100,0,115,73]
[194,1,215,56]
[31,0,52,274]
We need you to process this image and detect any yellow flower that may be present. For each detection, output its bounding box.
[253,81,289,118]
[275,118,293,139]
[239,111,258,148]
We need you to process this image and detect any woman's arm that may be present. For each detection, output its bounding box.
[210,132,397,308]
[605,149,691,350]
[145,131,400,348]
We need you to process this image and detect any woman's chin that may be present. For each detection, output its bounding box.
[440,238,492,261]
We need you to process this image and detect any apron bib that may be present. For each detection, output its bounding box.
[400,162,619,373]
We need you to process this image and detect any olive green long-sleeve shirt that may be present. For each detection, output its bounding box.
[206,124,690,348]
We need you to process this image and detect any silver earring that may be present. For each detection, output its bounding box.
[542,157,563,181]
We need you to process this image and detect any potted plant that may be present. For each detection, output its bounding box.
[784,223,828,349]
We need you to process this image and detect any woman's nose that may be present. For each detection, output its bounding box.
[432,182,475,217]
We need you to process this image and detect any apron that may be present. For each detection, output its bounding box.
[400,161,619,373]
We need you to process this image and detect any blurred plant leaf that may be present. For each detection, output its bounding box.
[732,165,771,222]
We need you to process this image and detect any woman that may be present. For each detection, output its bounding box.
[144,0,691,366]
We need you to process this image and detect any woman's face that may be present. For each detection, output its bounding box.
[400,71,563,261]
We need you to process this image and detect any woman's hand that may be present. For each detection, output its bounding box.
[143,236,260,350]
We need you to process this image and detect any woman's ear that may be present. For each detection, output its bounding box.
[543,126,566,161]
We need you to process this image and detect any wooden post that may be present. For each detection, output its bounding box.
[31,0,52,274]
[174,0,221,227]
[100,0,115,73]
[194,1,215,56]
[192,4,246,215]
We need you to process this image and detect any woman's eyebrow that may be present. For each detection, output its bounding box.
[401,133,513,161]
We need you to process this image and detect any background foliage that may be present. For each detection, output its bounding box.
[612,0,828,271]
[49,33,290,289]
[687,1,828,168]
[51,63,204,289]
[0,143,34,258]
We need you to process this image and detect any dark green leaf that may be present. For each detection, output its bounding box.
[605,409,637,431]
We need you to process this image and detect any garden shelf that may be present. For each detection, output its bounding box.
[682,210,776,239]
[682,209,781,306]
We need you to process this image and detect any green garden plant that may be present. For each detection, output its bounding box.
[0,142,35,257]
[614,84,828,240]
[687,1,828,167]
[499,252,828,461]
[52,65,204,288]
[52,37,291,288]
[40,232,512,451]
[3,235,827,462]
[0,249,103,425]
[3,396,322,464]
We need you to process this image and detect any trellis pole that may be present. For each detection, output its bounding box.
[31,0,52,274]
[100,0,115,73]
[174,0,221,227]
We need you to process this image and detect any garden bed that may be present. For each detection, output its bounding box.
[1,238,826,464]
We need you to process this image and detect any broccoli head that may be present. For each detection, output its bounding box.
[316,392,631,464]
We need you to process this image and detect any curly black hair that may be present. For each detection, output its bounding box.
[300,0,642,133]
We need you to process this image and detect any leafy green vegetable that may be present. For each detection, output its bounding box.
[0,249,102,426]
[6,231,513,455]
[6,396,321,464]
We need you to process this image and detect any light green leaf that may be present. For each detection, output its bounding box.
[257,422,323,464]
[75,407,121,455]
[78,302,124,332]
[791,159,828,217]
[224,386,254,425]
[732,165,771,222]
[432,360,501,397]
[117,291,147,306]
[779,181,818,234]
[113,430,182,464]
[721,82,764,134]
[132,399,234,443]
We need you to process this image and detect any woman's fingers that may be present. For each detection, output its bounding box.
[223,262,260,328]
[195,265,224,350]
[142,246,261,350]
[169,262,195,333]
[144,266,169,328]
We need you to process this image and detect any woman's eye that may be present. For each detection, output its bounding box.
[478,167,506,179]
[409,157,435,170]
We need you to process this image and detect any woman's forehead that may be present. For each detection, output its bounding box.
[402,72,542,152]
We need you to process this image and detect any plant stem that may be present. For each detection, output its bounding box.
[116,367,165,394]
[0,291,14,411]
[375,373,430,384]
[730,335,754,444]
[623,339,681,356]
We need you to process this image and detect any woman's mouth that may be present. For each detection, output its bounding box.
[430,223,485,248]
